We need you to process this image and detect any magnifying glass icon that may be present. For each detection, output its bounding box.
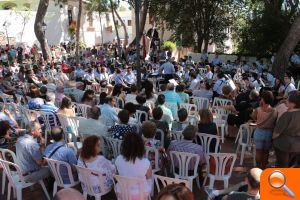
[268,170,295,198]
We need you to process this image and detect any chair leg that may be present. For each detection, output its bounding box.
[188,179,193,192]
[52,181,58,197]
[196,176,201,188]
[209,176,215,189]
[2,172,5,195]
[203,176,207,187]
[224,178,229,188]
[7,183,11,200]
[16,188,22,200]
[39,180,50,200]
[83,192,88,200]
[96,196,101,200]
[240,145,246,166]
[221,125,225,143]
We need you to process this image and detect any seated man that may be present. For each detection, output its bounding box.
[168,125,206,169]
[222,168,262,200]
[78,106,108,137]
[100,96,118,127]
[172,108,189,131]
[16,121,51,182]
[44,127,78,184]
[39,92,60,127]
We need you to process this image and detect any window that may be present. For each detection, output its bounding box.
[128,20,132,26]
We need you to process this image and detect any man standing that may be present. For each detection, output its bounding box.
[16,121,50,182]
[160,59,175,83]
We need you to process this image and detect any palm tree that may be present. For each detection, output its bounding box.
[34,0,51,60]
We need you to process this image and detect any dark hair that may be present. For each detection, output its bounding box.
[288,91,300,108]
[136,95,146,105]
[81,89,94,103]
[51,127,64,142]
[157,94,165,106]
[152,107,163,120]
[205,81,212,90]
[121,132,144,163]
[90,106,100,119]
[261,90,274,105]
[285,71,292,79]
[178,108,188,122]
[176,83,185,92]
[182,125,197,140]
[80,135,100,160]
[143,80,154,99]
[105,96,114,103]
[99,92,107,104]
[30,86,41,98]
[124,102,136,115]
[199,109,213,124]
[130,84,138,93]
[112,84,123,96]
[40,85,47,94]
[60,97,72,109]
[156,184,194,200]
[160,84,167,92]
[141,121,157,139]
[247,172,260,189]
[118,109,130,124]
[190,72,196,79]
[0,121,10,137]
[217,71,225,79]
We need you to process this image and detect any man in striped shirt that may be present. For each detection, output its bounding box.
[39,92,60,127]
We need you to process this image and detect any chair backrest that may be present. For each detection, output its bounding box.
[205,153,237,178]
[238,124,253,145]
[115,96,124,109]
[57,114,81,138]
[195,133,221,153]
[113,175,146,200]
[180,103,197,116]
[74,103,91,118]
[0,93,14,103]
[0,159,26,186]
[199,68,207,75]
[75,165,110,196]
[169,151,200,178]
[212,97,233,108]
[156,129,165,147]
[45,158,76,187]
[103,137,122,159]
[23,108,40,125]
[187,115,199,126]
[193,97,209,110]
[170,130,184,140]
[0,148,17,164]
[133,110,148,125]
[154,175,190,193]
[214,108,230,121]
[145,146,160,172]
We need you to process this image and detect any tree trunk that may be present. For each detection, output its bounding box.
[114,9,129,47]
[203,38,209,53]
[273,14,300,78]
[34,0,51,60]
[196,34,203,53]
[135,0,141,90]
[99,11,104,45]
[75,0,83,64]
[110,0,121,59]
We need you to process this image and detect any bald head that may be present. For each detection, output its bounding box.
[53,188,84,200]
[246,168,262,189]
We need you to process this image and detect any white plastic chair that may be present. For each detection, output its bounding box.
[195,133,221,153]
[203,153,237,189]
[187,115,199,126]
[153,175,191,192]
[193,97,209,110]
[113,175,151,200]
[170,130,184,140]
[169,151,201,191]
[0,93,14,103]
[103,137,122,159]
[115,96,124,109]
[22,108,40,125]
[75,165,112,200]
[0,148,17,195]
[45,158,79,196]
[236,124,256,166]
[213,118,226,143]
[133,110,148,125]
[39,111,60,143]
[145,146,160,173]
[156,129,165,147]
[199,68,207,75]
[212,97,233,108]
[0,159,50,200]
[179,103,197,116]
[74,103,91,118]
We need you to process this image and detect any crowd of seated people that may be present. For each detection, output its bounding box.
[0,43,300,200]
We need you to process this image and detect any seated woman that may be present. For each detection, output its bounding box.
[135,95,151,121]
[78,136,115,193]
[124,102,138,125]
[0,120,11,149]
[198,109,218,152]
[115,132,152,199]
[193,80,213,101]
[172,108,189,131]
[81,89,96,107]
[27,85,45,109]
[176,83,189,103]
[109,109,137,140]
[57,97,75,117]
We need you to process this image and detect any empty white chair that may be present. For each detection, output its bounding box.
[134,110,149,125]
[180,103,197,116]
[170,130,184,140]
[45,158,79,196]
[236,124,256,166]
[212,97,233,108]
[0,159,50,200]
[193,97,209,110]
[169,151,201,191]
[0,148,17,195]
[145,146,160,173]
[203,153,237,189]
[154,175,191,192]
[39,111,60,143]
[195,133,221,153]
[113,175,151,200]
[74,103,91,118]
[213,118,226,143]
[75,165,112,200]
[103,137,122,159]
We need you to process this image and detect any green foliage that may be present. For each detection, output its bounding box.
[86,0,109,16]
[161,41,176,51]
[1,2,17,10]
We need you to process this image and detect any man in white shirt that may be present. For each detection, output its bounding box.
[283,72,297,97]
[205,65,213,80]
[124,67,136,85]
[100,96,119,127]
[189,72,199,91]
[213,72,226,97]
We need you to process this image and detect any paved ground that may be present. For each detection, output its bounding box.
[0,129,259,200]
